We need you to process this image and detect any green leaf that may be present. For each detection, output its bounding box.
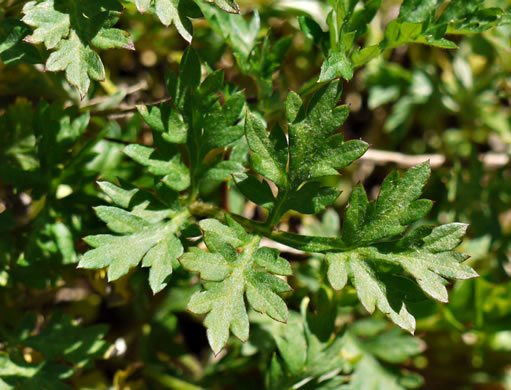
[80,182,189,293]
[263,298,349,389]
[133,0,202,42]
[168,46,202,109]
[245,114,287,188]
[233,173,275,210]
[97,181,140,209]
[201,92,245,150]
[123,144,190,191]
[154,48,247,195]
[50,222,76,264]
[0,314,109,390]
[137,104,189,144]
[326,164,477,332]
[202,160,245,181]
[0,18,41,65]
[286,82,367,186]
[181,218,291,354]
[351,45,380,68]
[311,0,507,88]
[342,162,433,246]
[22,0,133,97]
[398,0,442,23]
[24,313,109,367]
[345,347,423,390]
[361,327,425,364]
[134,0,239,42]
[319,50,353,82]
[284,182,340,215]
[245,82,367,225]
[199,3,259,64]
[0,354,72,390]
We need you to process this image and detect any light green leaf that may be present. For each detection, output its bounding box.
[182,219,291,354]
[94,206,149,234]
[21,0,133,97]
[80,183,189,293]
[133,0,201,42]
[204,0,239,14]
[80,218,175,283]
[91,28,134,50]
[253,247,292,276]
[142,233,183,293]
[326,164,477,332]
[134,0,239,42]
[342,162,433,246]
[327,252,416,332]
[45,31,105,98]
[155,0,193,42]
[22,0,70,49]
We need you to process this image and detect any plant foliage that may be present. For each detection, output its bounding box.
[1,0,510,388]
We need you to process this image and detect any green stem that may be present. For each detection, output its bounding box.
[265,188,289,229]
[143,366,204,390]
[169,208,192,232]
[188,201,348,253]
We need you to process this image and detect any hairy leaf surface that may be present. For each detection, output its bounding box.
[22,0,134,97]
[181,217,291,354]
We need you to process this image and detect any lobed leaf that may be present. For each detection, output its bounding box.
[245,81,368,225]
[22,0,134,97]
[123,144,190,191]
[326,164,477,332]
[80,183,189,294]
[181,218,291,354]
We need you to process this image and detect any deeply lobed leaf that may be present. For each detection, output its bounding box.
[22,0,134,97]
[326,163,477,332]
[79,182,188,293]
[181,217,291,354]
[243,81,368,225]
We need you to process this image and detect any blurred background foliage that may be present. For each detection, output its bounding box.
[1,0,511,388]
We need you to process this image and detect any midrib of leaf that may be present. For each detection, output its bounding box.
[234,234,261,280]
[197,234,261,353]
